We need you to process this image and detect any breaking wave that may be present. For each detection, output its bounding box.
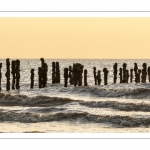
[0,111,150,127]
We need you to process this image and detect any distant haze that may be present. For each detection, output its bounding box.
[0,17,150,59]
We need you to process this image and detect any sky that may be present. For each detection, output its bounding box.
[0,17,150,59]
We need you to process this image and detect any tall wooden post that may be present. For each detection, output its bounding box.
[30,69,34,89]
[5,58,10,91]
[64,68,68,87]
[11,60,16,90]
[119,68,123,83]
[16,59,20,89]
[0,63,2,90]
[97,70,101,85]
[93,67,97,85]
[148,66,150,82]
[113,63,117,84]
[130,69,133,83]
[103,68,109,85]
[84,69,87,86]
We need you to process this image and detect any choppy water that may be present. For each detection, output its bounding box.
[1,59,150,132]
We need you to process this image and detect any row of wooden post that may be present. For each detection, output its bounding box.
[2,59,150,90]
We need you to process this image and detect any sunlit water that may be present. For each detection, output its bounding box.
[0,59,150,132]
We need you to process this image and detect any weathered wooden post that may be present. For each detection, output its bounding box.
[5,58,10,91]
[69,66,73,85]
[134,63,138,83]
[78,69,82,86]
[137,69,141,83]
[122,63,127,83]
[52,62,56,83]
[148,66,150,82]
[130,69,133,83]
[126,70,129,83]
[93,67,97,85]
[38,67,43,88]
[119,68,123,83]
[56,62,60,83]
[97,70,101,85]
[64,68,68,87]
[11,60,16,89]
[84,69,87,86]
[0,63,2,90]
[16,59,20,89]
[113,63,117,84]
[30,69,34,89]
[141,63,147,83]
[103,68,109,85]
[43,63,48,87]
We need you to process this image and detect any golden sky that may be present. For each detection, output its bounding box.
[0,17,150,59]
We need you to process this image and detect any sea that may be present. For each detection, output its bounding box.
[0,59,150,133]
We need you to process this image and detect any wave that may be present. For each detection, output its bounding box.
[72,86,150,98]
[0,93,73,107]
[79,101,150,112]
[0,111,150,127]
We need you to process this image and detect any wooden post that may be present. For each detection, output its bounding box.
[56,62,60,83]
[16,59,20,89]
[0,63,2,90]
[69,66,73,85]
[11,60,16,90]
[5,58,10,91]
[97,70,101,85]
[103,68,109,85]
[52,62,56,83]
[122,63,127,83]
[113,63,117,84]
[148,66,150,82]
[130,69,133,83]
[141,63,147,83]
[84,69,87,86]
[126,70,129,83]
[134,63,138,83]
[93,67,97,85]
[119,68,123,83]
[64,68,68,87]
[137,69,141,83]
[30,69,34,89]
[38,67,42,88]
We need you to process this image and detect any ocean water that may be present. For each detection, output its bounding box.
[0,59,150,132]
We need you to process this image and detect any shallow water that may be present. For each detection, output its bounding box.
[0,59,150,132]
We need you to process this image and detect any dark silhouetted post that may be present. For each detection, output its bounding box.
[97,70,101,85]
[103,68,109,85]
[126,70,129,83]
[119,68,123,83]
[38,67,43,88]
[134,63,138,83]
[130,69,133,83]
[30,69,34,89]
[93,67,97,85]
[5,58,10,91]
[64,68,68,87]
[0,63,2,90]
[84,69,87,86]
[141,63,147,83]
[11,60,16,90]
[113,63,117,84]
[148,66,150,82]
[52,62,56,83]
[122,63,127,83]
[16,59,20,89]
[56,62,60,83]
[69,66,73,85]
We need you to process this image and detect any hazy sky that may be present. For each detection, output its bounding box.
[0,17,150,59]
